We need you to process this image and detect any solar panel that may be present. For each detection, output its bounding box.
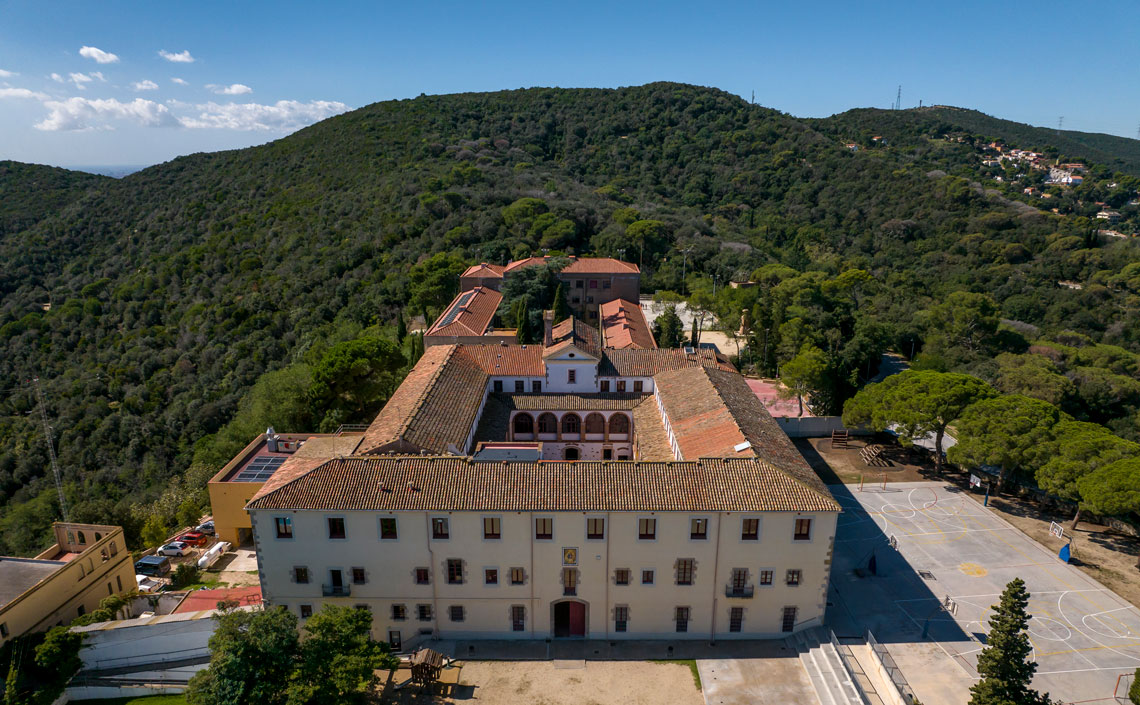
[436,291,476,328]
[233,455,287,482]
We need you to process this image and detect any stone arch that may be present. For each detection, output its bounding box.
[584,413,605,434]
[513,412,534,436]
[609,413,630,435]
[537,413,557,434]
[77,531,87,545]
[561,413,581,435]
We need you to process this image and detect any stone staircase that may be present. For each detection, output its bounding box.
[787,627,868,705]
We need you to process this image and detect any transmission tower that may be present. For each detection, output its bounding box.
[32,378,69,521]
[895,85,902,110]
[1058,116,1064,131]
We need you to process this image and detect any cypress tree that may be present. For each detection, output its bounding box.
[396,313,407,343]
[552,283,569,322]
[969,578,1054,705]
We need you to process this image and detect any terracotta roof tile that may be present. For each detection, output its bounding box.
[458,344,545,376]
[246,456,838,513]
[425,287,502,338]
[546,318,601,359]
[632,400,674,461]
[600,347,735,377]
[560,258,640,275]
[460,263,505,279]
[494,392,648,411]
[600,299,657,349]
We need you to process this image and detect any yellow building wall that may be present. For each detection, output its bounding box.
[208,480,263,546]
[0,525,135,645]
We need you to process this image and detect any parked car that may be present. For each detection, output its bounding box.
[134,555,171,577]
[196,521,215,536]
[178,531,208,547]
[157,541,190,557]
[135,574,162,593]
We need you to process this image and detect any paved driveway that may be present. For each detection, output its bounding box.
[698,654,816,705]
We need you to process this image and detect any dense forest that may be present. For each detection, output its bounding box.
[2,83,1139,555]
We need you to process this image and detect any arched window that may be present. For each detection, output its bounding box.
[95,532,102,541]
[564,447,580,461]
[513,413,534,435]
[77,531,87,545]
[609,414,630,435]
[584,413,605,434]
[538,413,558,434]
[67,531,75,545]
[561,413,581,435]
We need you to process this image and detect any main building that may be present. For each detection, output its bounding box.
[237,258,840,648]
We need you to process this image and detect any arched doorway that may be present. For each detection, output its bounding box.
[563,447,580,461]
[551,599,588,638]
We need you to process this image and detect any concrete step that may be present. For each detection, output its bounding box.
[799,640,867,705]
[799,647,837,705]
[819,641,865,705]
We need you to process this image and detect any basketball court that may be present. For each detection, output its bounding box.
[828,481,1140,705]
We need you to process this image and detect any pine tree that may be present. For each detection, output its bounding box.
[969,578,1054,705]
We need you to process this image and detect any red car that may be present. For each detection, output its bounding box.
[178,531,208,547]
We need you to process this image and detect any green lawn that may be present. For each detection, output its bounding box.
[74,695,187,704]
[648,659,702,689]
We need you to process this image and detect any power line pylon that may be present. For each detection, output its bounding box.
[32,378,69,521]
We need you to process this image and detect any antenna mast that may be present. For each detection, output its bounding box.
[32,378,69,521]
[895,85,902,110]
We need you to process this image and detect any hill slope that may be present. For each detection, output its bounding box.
[1,83,1138,554]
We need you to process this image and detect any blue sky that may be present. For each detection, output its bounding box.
[2,0,1138,168]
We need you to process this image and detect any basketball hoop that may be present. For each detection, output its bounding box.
[1049,521,1064,540]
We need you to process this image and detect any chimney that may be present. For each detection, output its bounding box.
[543,310,554,347]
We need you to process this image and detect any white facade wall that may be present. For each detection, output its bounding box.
[251,508,836,644]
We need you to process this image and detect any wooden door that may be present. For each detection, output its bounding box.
[569,602,586,636]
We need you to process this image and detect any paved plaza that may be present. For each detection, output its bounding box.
[828,481,1140,705]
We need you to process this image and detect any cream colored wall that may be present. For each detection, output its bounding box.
[251,508,835,643]
[209,479,262,546]
[0,527,135,645]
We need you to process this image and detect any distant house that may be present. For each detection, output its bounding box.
[1096,210,1122,222]
[844,143,859,151]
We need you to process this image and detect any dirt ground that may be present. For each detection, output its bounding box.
[797,435,1140,610]
[373,660,703,705]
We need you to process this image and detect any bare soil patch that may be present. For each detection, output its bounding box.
[794,436,930,485]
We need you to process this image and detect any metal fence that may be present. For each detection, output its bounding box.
[866,630,917,705]
[829,629,873,705]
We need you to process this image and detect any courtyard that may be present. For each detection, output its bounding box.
[829,481,1140,705]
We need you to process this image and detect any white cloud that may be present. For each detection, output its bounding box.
[158,50,195,63]
[69,72,93,89]
[132,79,159,91]
[79,46,120,64]
[206,83,252,95]
[171,77,188,86]
[50,73,64,83]
[36,97,180,131]
[178,99,349,130]
[0,87,48,100]
[0,69,17,78]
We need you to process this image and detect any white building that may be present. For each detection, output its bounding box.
[242,313,840,647]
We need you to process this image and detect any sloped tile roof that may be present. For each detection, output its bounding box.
[425,287,502,338]
[246,456,838,513]
[494,392,648,411]
[600,299,657,349]
[458,344,545,376]
[560,258,640,275]
[460,263,505,279]
[546,317,601,359]
[632,399,675,461]
[357,345,488,455]
[600,347,735,377]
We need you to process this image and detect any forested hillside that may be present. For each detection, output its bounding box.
[2,83,1139,554]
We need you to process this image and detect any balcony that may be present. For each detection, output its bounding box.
[323,584,351,597]
[725,584,754,599]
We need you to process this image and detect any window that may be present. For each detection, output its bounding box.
[562,414,580,434]
[493,380,503,393]
[638,518,656,540]
[609,414,630,434]
[741,518,760,541]
[563,447,580,460]
[432,518,449,539]
[587,295,595,304]
[116,576,122,592]
[109,541,118,557]
[572,296,580,303]
[794,518,813,541]
[327,517,346,540]
[641,569,654,585]
[563,568,577,596]
[513,413,534,436]
[676,559,694,586]
[449,605,465,622]
[600,380,610,392]
[300,604,312,619]
[690,518,708,540]
[567,369,576,384]
[0,623,7,638]
[731,568,748,591]
[759,570,774,586]
[77,605,86,617]
[485,568,498,585]
[417,604,433,622]
[729,607,744,633]
[532,380,542,393]
[101,548,109,562]
[78,531,86,545]
[483,517,501,540]
[510,567,525,585]
[414,568,430,585]
[107,582,113,595]
[675,606,690,633]
[614,568,630,585]
[575,280,584,288]
[535,517,553,540]
[538,413,557,434]
[786,569,802,587]
[587,517,605,540]
[589,310,598,319]
[633,381,643,393]
[447,559,464,584]
[294,566,310,584]
[511,605,525,631]
[275,517,293,539]
[585,413,605,434]
[352,567,367,585]
[515,380,524,393]
[590,280,598,289]
[355,604,370,612]
[379,517,397,540]
[603,280,612,290]
[782,606,798,633]
[614,605,629,632]
[391,604,407,621]
[388,630,402,650]
[603,448,612,460]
